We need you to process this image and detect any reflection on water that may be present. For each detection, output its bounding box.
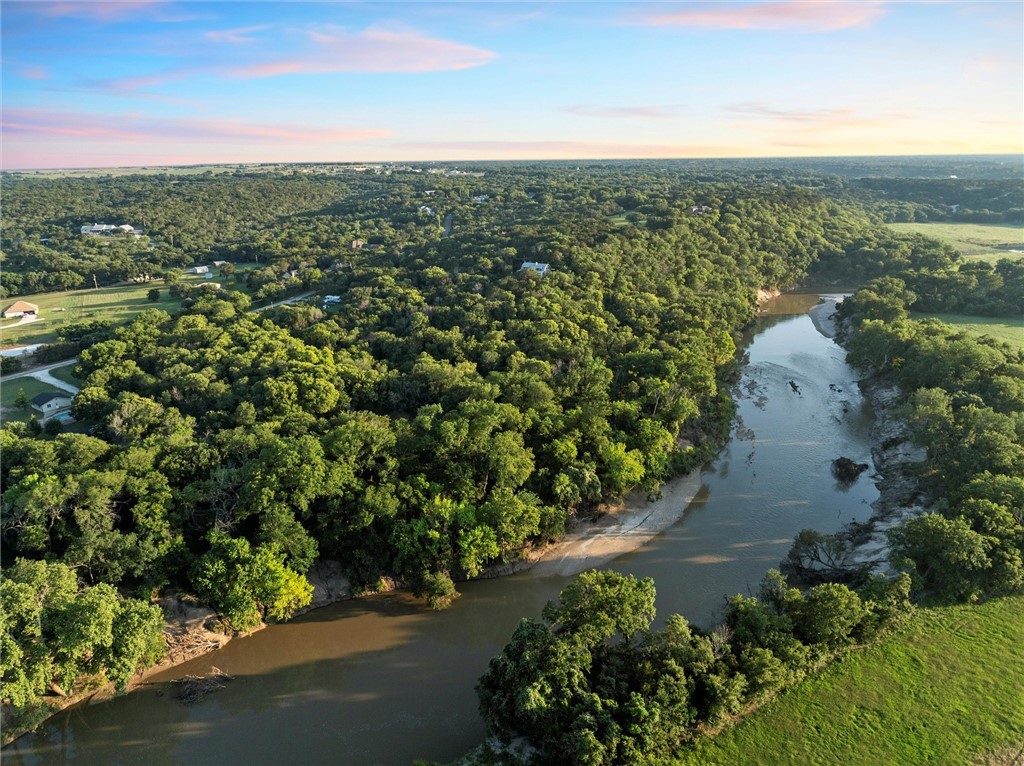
[6,294,878,766]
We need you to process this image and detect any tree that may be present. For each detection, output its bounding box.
[889,513,994,602]
[191,531,313,632]
[147,288,160,302]
[14,387,29,411]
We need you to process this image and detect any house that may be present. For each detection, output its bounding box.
[351,239,366,250]
[418,205,435,215]
[472,195,489,204]
[2,301,39,318]
[31,392,74,417]
[689,205,712,215]
[322,295,342,307]
[186,265,210,275]
[80,223,137,235]
[519,261,550,277]
[212,260,229,268]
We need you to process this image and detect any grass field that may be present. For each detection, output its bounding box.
[0,271,244,349]
[0,376,59,423]
[673,596,1024,766]
[47,361,82,387]
[889,222,1024,264]
[607,212,646,227]
[913,313,1024,350]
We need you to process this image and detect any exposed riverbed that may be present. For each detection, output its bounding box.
[5,293,880,766]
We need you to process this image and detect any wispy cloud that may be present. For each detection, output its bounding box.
[727,101,909,131]
[2,108,390,144]
[19,66,49,80]
[25,1,174,22]
[204,25,270,45]
[627,1,888,32]
[564,104,677,120]
[226,24,497,77]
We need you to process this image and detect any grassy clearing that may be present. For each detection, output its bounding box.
[889,222,1024,264]
[47,362,82,387]
[607,212,646,228]
[913,313,1024,350]
[672,596,1024,766]
[0,376,59,423]
[0,272,242,348]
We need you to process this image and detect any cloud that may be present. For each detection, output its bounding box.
[204,25,270,45]
[564,105,677,120]
[225,25,497,77]
[2,108,390,144]
[627,1,888,32]
[726,101,909,131]
[25,1,173,22]
[20,66,49,80]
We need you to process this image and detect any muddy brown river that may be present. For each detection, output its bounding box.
[6,293,878,766]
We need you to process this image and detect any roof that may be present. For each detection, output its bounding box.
[31,391,72,407]
[3,301,38,314]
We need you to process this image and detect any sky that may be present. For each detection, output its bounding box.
[1,0,1022,169]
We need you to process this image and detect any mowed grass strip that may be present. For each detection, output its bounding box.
[889,222,1024,263]
[671,596,1024,766]
[0,272,244,348]
[912,313,1024,350]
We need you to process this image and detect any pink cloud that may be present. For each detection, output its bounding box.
[26,1,171,22]
[204,25,270,44]
[226,25,497,77]
[628,1,888,32]
[2,108,390,144]
[564,105,677,120]
[20,66,49,80]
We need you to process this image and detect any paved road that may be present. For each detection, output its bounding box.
[2,359,80,394]
[254,290,316,312]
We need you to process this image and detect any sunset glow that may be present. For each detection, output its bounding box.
[2,0,1021,168]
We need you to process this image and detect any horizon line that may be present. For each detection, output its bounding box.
[4,151,1022,173]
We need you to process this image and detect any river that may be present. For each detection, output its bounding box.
[5,293,878,766]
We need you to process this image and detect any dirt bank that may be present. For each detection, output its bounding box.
[525,468,705,577]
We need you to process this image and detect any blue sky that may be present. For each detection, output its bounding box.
[2,1,1021,168]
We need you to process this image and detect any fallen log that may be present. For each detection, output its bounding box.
[171,667,234,705]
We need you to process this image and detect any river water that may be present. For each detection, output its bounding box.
[6,293,878,766]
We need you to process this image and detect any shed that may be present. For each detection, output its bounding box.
[2,301,39,318]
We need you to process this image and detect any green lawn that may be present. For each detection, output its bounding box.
[889,222,1024,264]
[913,313,1024,350]
[0,272,244,349]
[672,596,1024,766]
[47,361,83,388]
[607,212,646,228]
[0,376,61,423]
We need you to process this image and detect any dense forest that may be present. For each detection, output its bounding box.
[1,160,1021,739]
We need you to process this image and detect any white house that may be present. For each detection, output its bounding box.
[81,223,137,235]
[519,262,550,277]
[472,195,489,203]
[323,295,342,304]
[31,392,74,417]
[418,205,435,215]
[186,265,210,275]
